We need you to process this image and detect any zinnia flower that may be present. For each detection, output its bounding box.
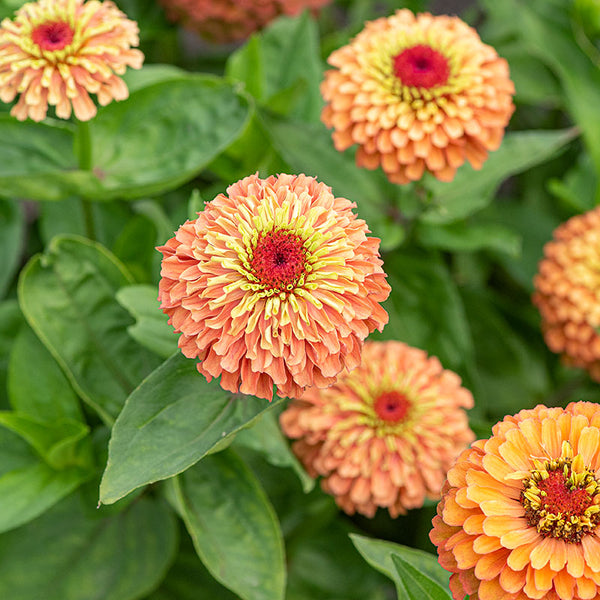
[157,173,390,401]
[430,401,600,600]
[280,340,474,517]
[320,10,515,184]
[159,0,332,43]
[533,207,600,383]
[0,0,144,122]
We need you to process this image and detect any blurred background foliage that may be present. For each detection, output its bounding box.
[1,0,600,599]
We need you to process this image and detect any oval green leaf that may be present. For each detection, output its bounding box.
[0,493,177,600]
[18,235,161,424]
[170,449,285,600]
[100,352,283,504]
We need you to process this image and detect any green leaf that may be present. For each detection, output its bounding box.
[0,427,89,534]
[287,519,391,600]
[501,0,600,175]
[350,534,451,591]
[18,235,161,424]
[116,284,178,359]
[416,221,522,256]
[234,410,314,493]
[0,198,23,298]
[261,113,391,238]
[227,12,324,122]
[421,129,577,223]
[170,449,285,600]
[100,352,283,504]
[0,300,23,409]
[374,251,473,370]
[0,493,178,600]
[122,64,187,94]
[82,76,251,200]
[8,325,83,422]
[390,554,452,600]
[146,534,238,600]
[0,116,79,201]
[0,412,92,470]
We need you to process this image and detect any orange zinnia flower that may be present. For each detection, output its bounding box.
[0,0,143,122]
[157,173,390,401]
[280,341,474,517]
[431,402,600,600]
[159,0,332,43]
[533,207,600,382]
[321,10,515,184]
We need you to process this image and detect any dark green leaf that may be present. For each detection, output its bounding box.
[82,76,251,200]
[0,198,23,298]
[0,493,177,600]
[421,129,577,223]
[234,410,314,493]
[0,116,80,201]
[0,412,92,470]
[100,352,283,504]
[416,221,522,256]
[391,554,452,600]
[170,449,285,600]
[116,284,178,359]
[0,427,90,533]
[374,251,473,370]
[350,534,450,591]
[227,12,323,122]
[8,325,83,422]
[146,534,238,600]
[0,300,23,409]
[18,235,161,424]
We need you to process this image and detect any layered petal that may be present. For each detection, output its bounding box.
[280,340,474,517]
[533,207,600,382]
[430,402,600,600]
[157,173,390,401]
[321,9,515,183]
[0,0,143,122]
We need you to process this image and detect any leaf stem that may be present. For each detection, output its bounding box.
[77,119,96,241]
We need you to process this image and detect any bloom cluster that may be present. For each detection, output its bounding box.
[431,402,600,600]
[533,206,600,382]
[157,173,390,401]
[159,0,332,43]
[0,0,143,122]
[321,9,515,183]
[280,340,475,517]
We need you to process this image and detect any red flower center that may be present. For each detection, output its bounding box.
[31,20,74,51]
[250,230,307,291]
[536,470,592,516]
[373,391,410,422]
[392,44,450,88]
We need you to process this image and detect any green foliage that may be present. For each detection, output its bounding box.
[168,449,285,600]
[2,1,600,599]
[100,353,284,504]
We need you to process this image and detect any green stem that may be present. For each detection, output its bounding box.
[77,120,96,241]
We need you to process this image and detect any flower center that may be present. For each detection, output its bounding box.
[250,230,307,292]
[521,454,600,543]
[392,44,450,88]
[373,391,410,422]
[31,20,74,51]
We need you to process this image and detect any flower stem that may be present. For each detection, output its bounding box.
[77,119,96,241]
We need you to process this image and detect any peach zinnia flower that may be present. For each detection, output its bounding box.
[159,0,332,43]
[157,173,390,401]
[280,341,474,517]
[533,207,600,382]
[321,10,515,184]
[0,0,144,122]
[431,402,600,600]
